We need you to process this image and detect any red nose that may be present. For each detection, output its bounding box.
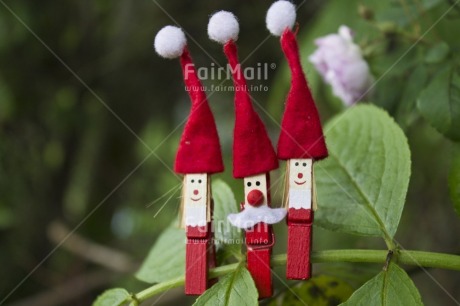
[247,190,264,206]
[193,189,199,195]
[298,173,303,179]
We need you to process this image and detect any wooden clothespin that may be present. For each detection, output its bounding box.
[266,1,329,280]
[154,26,224,295]
[208,11,287,299]
[285,159,314,279]
[182,175,217,294]
[229,173,285,299]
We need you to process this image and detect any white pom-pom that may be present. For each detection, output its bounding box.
[154,26,186,59]
[266,1,296,36]
[208,11,239,44]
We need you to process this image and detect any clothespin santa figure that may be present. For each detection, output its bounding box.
[154,26,224,295]
[266,1,329,280]
[208,11,287,298]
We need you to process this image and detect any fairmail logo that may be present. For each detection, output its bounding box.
[184,62,276,81]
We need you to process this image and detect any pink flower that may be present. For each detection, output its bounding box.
[309,26,373,106]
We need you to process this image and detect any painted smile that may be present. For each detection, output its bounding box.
[191,197,202,202]
[294,180,306,185]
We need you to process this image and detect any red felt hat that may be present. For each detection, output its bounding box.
[175,48,224,174]
[207,11,278,178]
[223,40,279,178]
[277,29,328,160]
[154,26,224,174]
[266,1,328,160]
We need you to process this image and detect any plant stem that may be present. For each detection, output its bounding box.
[130,249,460,304]
[133,276,185,303]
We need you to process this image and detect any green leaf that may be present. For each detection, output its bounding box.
[315,105,411,240]
[449,146,460,218]
[340,263,423,306]
[212,179,242,250]
[193,264,258,306]
[213,180,243,263]
[424,42,450,64]
[268,275,354,306]
[135,225,185,283]
[417,66,460,141]
[93,288,130,306]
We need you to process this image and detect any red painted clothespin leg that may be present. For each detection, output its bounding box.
[185,220,216,295]
[287,208,313,280]
[246,220,274,298]
[185,225,209,295]
[185,195,217,295]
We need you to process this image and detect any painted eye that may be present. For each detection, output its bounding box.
[247,182,252,187]
[303,162,307,167]
[191,179,195,183]
[295,162,299,166]
[198,179,202,183]
[255,181,260,186]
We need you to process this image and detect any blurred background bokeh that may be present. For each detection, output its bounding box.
[1,0,459,305]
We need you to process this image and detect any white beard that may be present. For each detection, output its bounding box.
[288,188,312,210]
[184,204,207,227]
[227,205,287,229]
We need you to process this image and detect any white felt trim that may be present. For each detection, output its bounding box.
[227,205,287,229]
[184,204,207,227]
[288,188,312,210]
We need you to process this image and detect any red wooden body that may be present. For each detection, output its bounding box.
[286,207,313,280]
[245,221,273,298]
[185,203,216,295]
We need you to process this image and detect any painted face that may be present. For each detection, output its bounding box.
[287,159,313,209]
[244,173,268,207]
[289,159,312,190]
[183,173,208,226]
